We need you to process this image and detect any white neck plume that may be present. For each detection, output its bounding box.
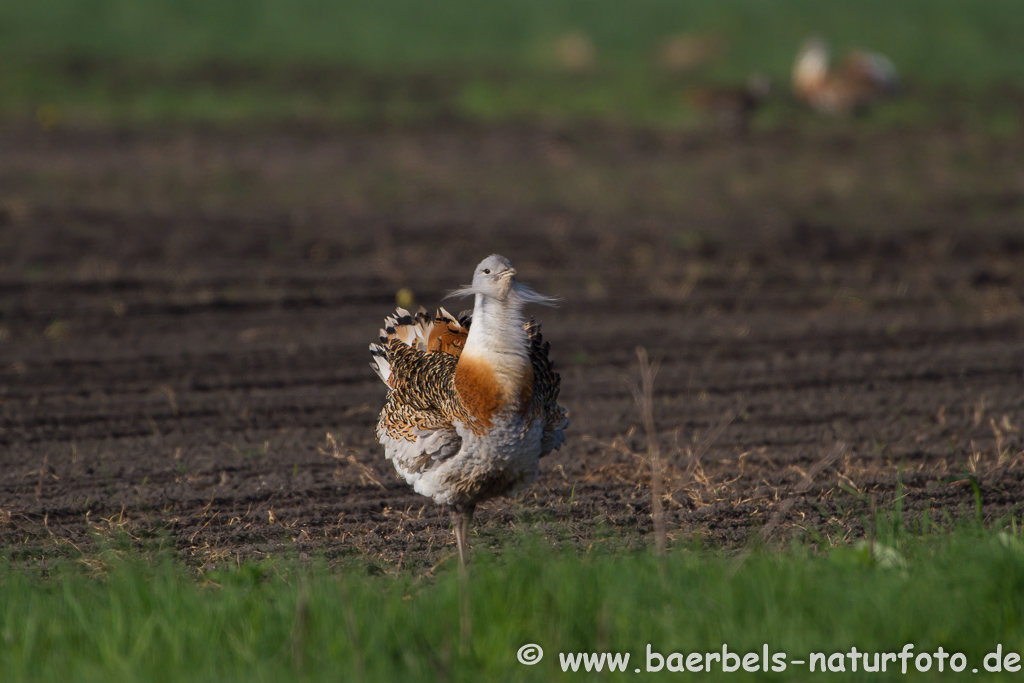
[460,290,531,390]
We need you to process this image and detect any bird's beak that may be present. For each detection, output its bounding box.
[502,267,517,280]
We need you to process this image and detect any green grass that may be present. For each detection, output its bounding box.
[1,0,1022,126]
[2,0,1021,78]
[5,525,1024,681]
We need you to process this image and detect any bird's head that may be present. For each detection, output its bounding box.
[449,254,558,306]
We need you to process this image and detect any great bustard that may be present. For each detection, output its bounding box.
[793,37,899,115]
[369,255,569,566]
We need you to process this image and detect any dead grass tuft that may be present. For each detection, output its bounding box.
[321,433,385,488]
[633,347,666,555]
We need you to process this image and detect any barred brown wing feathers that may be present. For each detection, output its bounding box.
[525,319,569,455]
[373,335,469,476]
[384,338,461,413]
[377,399,462,472]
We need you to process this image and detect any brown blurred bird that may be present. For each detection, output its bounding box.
[688,73,771,134]
[792,37,899,115]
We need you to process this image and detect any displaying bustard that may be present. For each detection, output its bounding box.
[369,255,568,566]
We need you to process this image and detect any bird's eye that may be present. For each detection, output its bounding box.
[483,269,490,274]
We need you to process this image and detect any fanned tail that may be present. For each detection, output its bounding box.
[370,306,472,386]
[427,308,471,357]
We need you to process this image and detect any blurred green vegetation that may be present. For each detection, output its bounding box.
[2,0,1021,77]
[1,0,1021,126]
[4,525,1024,681]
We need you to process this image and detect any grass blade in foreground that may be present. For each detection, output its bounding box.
[3,529,1024,681]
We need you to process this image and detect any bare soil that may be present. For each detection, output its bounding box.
[1,120,1023,569]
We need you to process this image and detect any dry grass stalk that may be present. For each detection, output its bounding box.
[321,433,385,488]
[725,442,847,576]
[633,346,666,556]
[759,441,848,544]
[670,408,736,508]
[31,454,58,500]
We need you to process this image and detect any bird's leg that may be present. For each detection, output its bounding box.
[451,504,475,568]
[461,505,474,562]
[451,507,467,568]
[453,505,475,653]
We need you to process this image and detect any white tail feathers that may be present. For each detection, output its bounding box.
[369,343,391,384]
[380,306,433,352]
[370,306,473,386]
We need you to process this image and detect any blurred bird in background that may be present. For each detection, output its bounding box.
[687,72,771,135]
[792,36,900,115]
